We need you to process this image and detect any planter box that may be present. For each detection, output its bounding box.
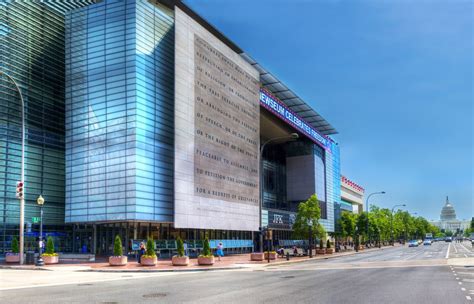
[250,252,264,261]
[316,249,326,255]
[140,256,157,266]
[264,252,277,260]
[109,256,127,266]
[325,248,334,254]
[172,256,189,266]
[43,255,59,264]
[198,256,215,265]
[5,254,19,263]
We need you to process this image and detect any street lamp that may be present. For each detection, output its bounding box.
[308,219,313,258]
[355,225,359,252]
[35,195,45,266]
[390,204,406,246]
[1,71,26,264]
[365,191,385,247]
[258,133,299,251]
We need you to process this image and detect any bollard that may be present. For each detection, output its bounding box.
[286,252,290,261]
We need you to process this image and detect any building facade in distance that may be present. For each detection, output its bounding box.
[430,197,470,232]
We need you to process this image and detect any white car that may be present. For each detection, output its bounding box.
[423,239,432,246]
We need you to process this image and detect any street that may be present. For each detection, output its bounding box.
[0,241,472,304]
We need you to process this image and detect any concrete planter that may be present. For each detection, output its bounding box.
[198,256,215,265]
[172,256,189,266]
[316,249,326,255]
[43,255,59,264]
[109,256,128,266]
[264,252,277,260]
[5,254,20,263]
[250,253,264,261]
[140,256,157,266]
[325,248,334,254]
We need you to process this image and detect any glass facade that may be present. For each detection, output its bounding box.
[65,0,174,223]
[0,1,93,255]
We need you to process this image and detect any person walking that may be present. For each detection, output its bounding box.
[216,242,224,261]
[138,242,145,264]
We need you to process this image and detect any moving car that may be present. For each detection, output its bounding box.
[423,239,432,246]
[408,240,419,247]
[445,237,453,242]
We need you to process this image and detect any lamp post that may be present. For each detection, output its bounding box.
[365,191,385,247]
[1,71,26,264]
[308,219,313,258]
[35,195,45,266]
[258,133,299,251]
[390,204,406,245]
[355,225,359,252]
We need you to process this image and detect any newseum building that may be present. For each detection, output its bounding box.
[1,0,340,255]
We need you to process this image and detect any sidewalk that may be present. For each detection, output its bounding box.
[0,245,399,273]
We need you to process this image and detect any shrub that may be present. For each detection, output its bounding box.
[177,237,185,257]
[43,236,58,257]
[144,238,156,258]
[113,235,123,257]
[326,239,331,249]
[319,238,324,249]
[12,237,19,254]
[200,237,212,257]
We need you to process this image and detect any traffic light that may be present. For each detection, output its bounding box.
[16,181,24,199]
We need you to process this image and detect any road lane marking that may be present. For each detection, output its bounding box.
[461,288,466,291]
[467,296,472,300]
[459,282,463,285]
[453,243,458,253]
[466,254,469,258]
[456,277,460,280]
[463,279,474,283]
[446,243,451,259]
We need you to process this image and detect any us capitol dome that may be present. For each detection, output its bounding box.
[440,197,457,221]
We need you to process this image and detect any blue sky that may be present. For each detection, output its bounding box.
[184,0,473,221]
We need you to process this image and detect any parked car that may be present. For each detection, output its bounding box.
[445,237,453,242]
[408,240,419,247]
[423,239,432,246]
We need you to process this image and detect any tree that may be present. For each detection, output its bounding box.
[340,212,356,240]
[356,212,369,244]
[201,237,211,257]
[177,237,185,257]
[11,237,19,254]
[46,236,55,254]
[293,194,323,240]
[146,238,156,257]
[113,235,123,257]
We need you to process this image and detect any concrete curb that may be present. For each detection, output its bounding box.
[0,265,52,271]
[79,266,247,273]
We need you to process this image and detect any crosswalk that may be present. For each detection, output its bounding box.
[451,265,474,301]
[449,241,474,259]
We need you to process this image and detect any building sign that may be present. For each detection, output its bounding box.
[265,210,296,230]
[259,88,332,153]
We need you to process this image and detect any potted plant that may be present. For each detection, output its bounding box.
[326,239,334,254]
[109,235,127,266]
[264,251,277,260]
[198,237,214,265]
[5,237,20,263]
[42,236,59,264]
[316,239,325,254]
[140,238,157,266]
[250,252,264,261]
[172,237,189,266]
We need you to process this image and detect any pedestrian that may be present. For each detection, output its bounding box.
[138,242,145,263]
[216,242,224,261]
[184,240,188,256]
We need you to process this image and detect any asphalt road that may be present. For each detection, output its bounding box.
[1,241,472,304]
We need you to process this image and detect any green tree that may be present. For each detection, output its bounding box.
[356,212,369,244]
[11,237,19,254]
[326,239,331,249]
[177,237,185,257]
[46,236,55,255]
[201,237,211,257]
[113,235,123,257]
[319,238,324,249]
[340,212,357,240]
[146,238,156,257]
[293,194,323,240]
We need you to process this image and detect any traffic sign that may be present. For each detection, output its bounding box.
[32,217,40,223]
